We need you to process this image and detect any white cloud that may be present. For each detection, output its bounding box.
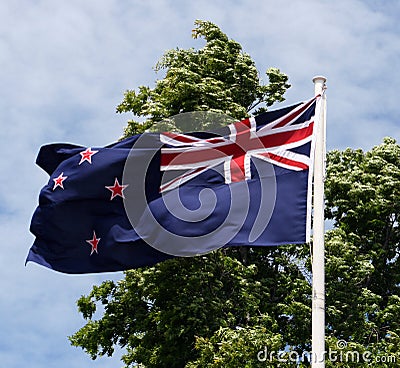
[209,0,400,149]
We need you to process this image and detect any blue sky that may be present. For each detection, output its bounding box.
[1,0,400,367]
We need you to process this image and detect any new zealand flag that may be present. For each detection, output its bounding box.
[27,96,320,274]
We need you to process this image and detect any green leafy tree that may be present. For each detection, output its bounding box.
[323,137,400,366]
[116,19,289,135]
[69,20,308,368]
[69,20,400,367]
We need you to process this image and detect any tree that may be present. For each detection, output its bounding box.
[115,19,289,135]
[70,20,400,367]
[323,137,400,366]
[69,20,307,368]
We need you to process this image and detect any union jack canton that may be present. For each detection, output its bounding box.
[160,96,319,193]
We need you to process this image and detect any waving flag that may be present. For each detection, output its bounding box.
[26,96,320,274]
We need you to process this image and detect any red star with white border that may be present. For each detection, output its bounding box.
[53,172,68,190]
[79,147,98,165]
[86,231,100,255]
[105,178,129,200]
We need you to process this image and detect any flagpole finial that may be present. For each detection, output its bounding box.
[312,76,327,96]
[312,75,327,83]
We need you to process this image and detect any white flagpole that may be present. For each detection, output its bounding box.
[312,76,327,367]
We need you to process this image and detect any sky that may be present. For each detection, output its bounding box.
[1,0,400,367]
